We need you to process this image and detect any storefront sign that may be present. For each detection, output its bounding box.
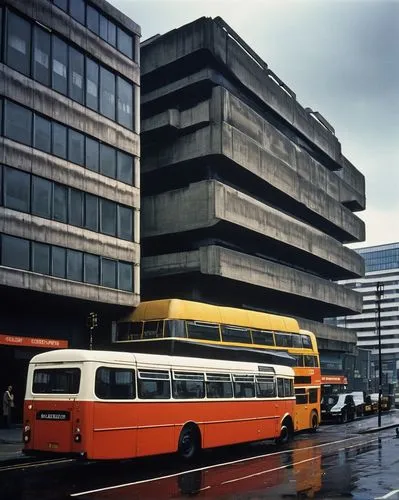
[0,334,68,349]
[321,375,348,384]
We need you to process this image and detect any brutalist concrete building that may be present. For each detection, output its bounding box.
[0,0,140,417]
[140,17,366,382]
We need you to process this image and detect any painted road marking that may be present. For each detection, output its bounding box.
[375,490,399,499]
[0,458,75,472]
[71,435,381,497]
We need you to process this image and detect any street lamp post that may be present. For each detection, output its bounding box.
[376,282,384,428]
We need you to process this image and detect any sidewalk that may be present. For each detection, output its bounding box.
[0,426,24,463]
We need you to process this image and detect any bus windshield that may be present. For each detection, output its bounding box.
[32,368,81,394]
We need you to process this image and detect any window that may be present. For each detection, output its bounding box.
[117,27,133,59]
[68,130,84,166]
[222,326,252,344]
[100,144,116,178]
[53,184,68,223]
[0,166,2,205]
[52,36,68,95]
[233,375,255,398]
[275,333,293,348]
[86,5,99,35]
[33,26,50,86]
[52,246,66,278]
[292,334,302,348]
[6,12,31,76]
[142,321,163,339]
[255,376,275,398]
[86,58,99,111]
[138,370,170,399]
[301,334,312,349]
[69,47,84,104]
[32,242,50,275]
[173,372,205,399]
[32,176,52,218]
[99,14,108,40]
[34,115,51,153]
[100,67,115,120]
[85,193,98,231]
[107,21,116,47]
[95,368,135,399]
[117,151,133,185]
[118,262,133,292]
[186,322,221,341]
[67,249,83,281]
[309,388,318,404]
[117,77,133,129]
[33,368,80,394]
[304,355,318,367]
[1,235,30,271]
[206,374,233,398]
[116,321,142,341]
[118,206,132,241]
[69,0,85,24]
[101,199,116,236]
[4,167,30,212]
[296,394,308,405]
[69,189,83,227]
[251,329,275,346]
[84,253,99,285]
[101,258,116,288]
[52,123,67,159]
[164,320,186,338]
[283,378,293,397]
[277,378,284,397]
[5,101,32,146]
[85,137,99,172]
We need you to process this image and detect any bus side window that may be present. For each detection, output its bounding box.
[309,388,318,403]
[233,375,255,398]
[275,333,293,348]
[255,376,275,398]
[164,319,186,338]
[251,329,275,346]
[143,320,164,339]
[283,378,292,397]
[296,394,308,405]
[277,378,284,397]
[116,321,142,341]
[221,326,252,344]
[138,370,170,399]
[206,374,233,398]
[304,355,316,367]
[95,367,136,399]
[292,334,302,348]
[172,372,205,399]
[186,321,221,341]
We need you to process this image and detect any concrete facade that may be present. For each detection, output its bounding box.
[140,17,365,358]
[0,0,140,366]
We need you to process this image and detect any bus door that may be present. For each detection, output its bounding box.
[29,366,81,453]
[294,390,309,431]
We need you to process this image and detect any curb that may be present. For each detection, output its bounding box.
[0,439,22,444]
[358,422,399,434]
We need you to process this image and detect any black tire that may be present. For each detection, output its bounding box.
[340,411,348,424]
[276,418,293,445]
[178,424,201,461]
[310,411,319,432]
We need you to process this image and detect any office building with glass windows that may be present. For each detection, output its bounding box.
[334,243,399,402]
[0,0,140,420]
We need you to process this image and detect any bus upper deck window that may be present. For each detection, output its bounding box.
[142,320,163,339]
[251,329,275,346]
[164,320,186,338]
[222,326,252,344]
[275,333,293,348]
[301,334,312,349]
[116,321,142,341]
[292,335,302,348]
[186,321,221,341]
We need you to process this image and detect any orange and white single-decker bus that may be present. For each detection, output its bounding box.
[116,299,321,433]
[23,349,295,460]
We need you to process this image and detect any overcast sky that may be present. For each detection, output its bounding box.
[111,0,398,248]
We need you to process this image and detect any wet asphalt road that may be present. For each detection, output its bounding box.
[1,413,398,500]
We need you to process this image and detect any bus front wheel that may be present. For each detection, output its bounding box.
[178,424,201,461]
[276,418,293,445]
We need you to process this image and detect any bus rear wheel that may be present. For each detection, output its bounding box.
[178,424,201,461]
[310,411,319,432]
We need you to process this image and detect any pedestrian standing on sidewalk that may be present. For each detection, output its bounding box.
[2,385,14,428]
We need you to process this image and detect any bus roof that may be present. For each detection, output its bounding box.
[122,299,300,333]
[29,349,295,377]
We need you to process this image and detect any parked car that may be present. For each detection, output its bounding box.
[349,391,366,417]
[321,394,356,423]
[369,393,391,411]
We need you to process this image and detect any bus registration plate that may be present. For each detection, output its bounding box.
[48,443,59,449]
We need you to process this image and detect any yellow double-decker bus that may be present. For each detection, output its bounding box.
[115,299,321,433]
